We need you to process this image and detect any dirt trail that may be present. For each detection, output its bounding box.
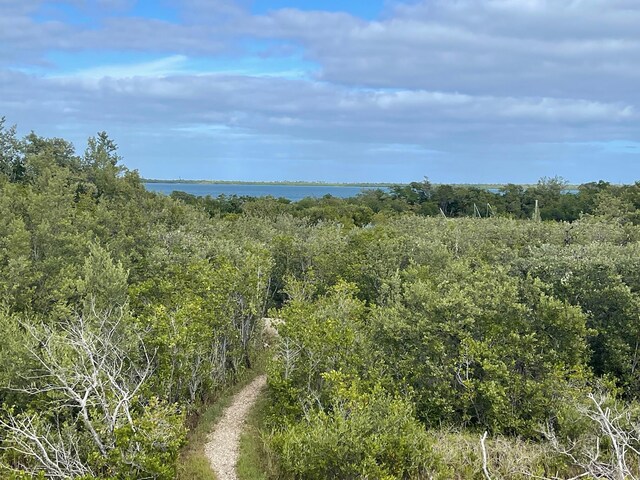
[204,375,267,480]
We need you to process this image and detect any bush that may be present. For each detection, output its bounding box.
[269,377,446,479]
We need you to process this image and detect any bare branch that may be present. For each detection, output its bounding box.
[4,305,155,476]
[480,431,493,480]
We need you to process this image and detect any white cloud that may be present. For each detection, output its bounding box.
[24,72,633,143]
[555,140,640,154]
[59,55,189,79]
[369,143,444,155]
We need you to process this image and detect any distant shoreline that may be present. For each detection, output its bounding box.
[142,178,400,187]
[143,179,583,189]
[142,179,398,187]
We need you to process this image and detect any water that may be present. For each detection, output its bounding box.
[145,183,580,201]
[145,183,386,201]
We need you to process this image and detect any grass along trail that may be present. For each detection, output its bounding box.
[204,374,268,480]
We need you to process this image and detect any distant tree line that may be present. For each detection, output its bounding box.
[170,176,640,227]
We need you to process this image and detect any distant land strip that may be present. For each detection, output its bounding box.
[142,179,398,187]
[142,179,585,189]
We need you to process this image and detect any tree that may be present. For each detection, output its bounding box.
[83,132,123,198]
[0,117,24,182]
[371,262,589,435]
[0,246,186,479]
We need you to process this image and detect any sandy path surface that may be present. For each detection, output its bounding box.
[204,375,267,480]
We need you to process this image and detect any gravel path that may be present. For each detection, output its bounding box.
[204,375,267,480]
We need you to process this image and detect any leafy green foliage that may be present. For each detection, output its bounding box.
[2,121,640,478]
[270,376,445,480]
[371,264,590,434]
[0,124,271,478]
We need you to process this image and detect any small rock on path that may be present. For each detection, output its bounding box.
[204,375,267,480]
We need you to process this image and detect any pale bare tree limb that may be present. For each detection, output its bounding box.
[481,431,493,480]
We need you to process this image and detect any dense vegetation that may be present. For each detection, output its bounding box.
[2,118,640,478]
[169,175,639,225]
[0,119,271,479]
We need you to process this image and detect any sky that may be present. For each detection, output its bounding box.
[1,0,640,183]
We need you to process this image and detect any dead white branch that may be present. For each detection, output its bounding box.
[481,431,493,480]
[1,303,154,477]
[541,391,640,480]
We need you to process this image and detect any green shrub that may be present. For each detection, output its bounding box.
[269,376,447,480]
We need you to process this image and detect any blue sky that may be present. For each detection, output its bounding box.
[1,0,639,183]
